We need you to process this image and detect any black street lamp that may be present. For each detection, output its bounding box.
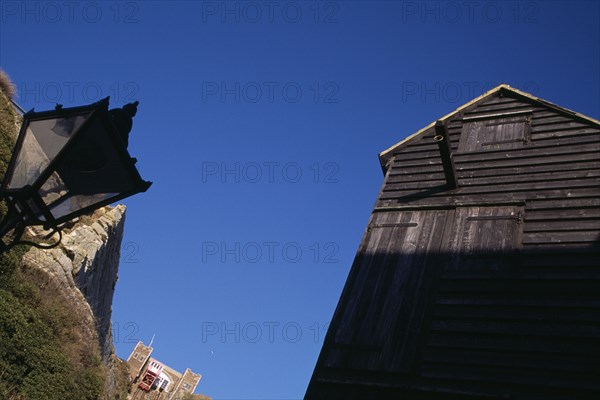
[0,97,151,253]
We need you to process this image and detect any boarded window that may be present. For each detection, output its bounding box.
[458,114,531,152]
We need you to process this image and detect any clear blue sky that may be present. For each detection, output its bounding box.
[1,1,599,398]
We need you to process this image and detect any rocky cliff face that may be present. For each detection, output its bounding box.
[21,206,127,397]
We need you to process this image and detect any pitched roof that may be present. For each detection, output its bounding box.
[378,84,600,169]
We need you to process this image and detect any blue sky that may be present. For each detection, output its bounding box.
[1,1,599,398]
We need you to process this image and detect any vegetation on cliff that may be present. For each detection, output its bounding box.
[0,258,106,400]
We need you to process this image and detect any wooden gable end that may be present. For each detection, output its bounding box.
[306,89,600,400]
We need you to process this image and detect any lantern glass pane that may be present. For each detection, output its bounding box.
[7,113,90,189]
[48,192,117,219]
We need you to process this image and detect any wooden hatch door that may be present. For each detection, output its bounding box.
[323,209,449,373]
[458,113,532,152]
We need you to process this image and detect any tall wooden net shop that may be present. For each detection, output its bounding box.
[305,84,600,400]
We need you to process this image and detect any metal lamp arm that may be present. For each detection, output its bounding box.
[14,228,63,250]
[0,194,63,253]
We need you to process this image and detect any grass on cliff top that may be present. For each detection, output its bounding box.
[0,84,109,400]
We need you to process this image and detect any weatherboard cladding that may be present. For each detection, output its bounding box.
[305,86,600,399]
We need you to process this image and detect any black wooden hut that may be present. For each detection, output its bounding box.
[305,84,600,400]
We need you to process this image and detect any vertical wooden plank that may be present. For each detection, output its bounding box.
[458,121,483,152]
